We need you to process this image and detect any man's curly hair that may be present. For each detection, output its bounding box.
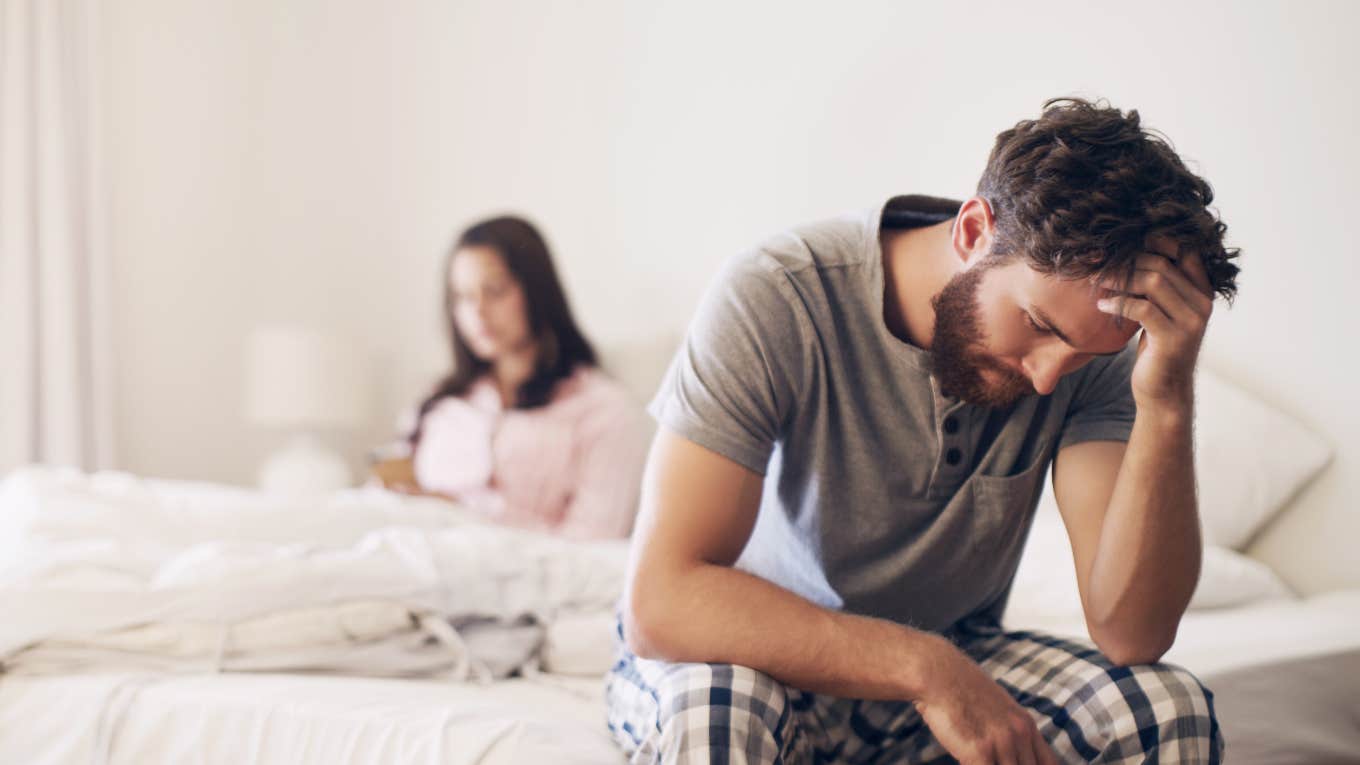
[978,97,1240,301]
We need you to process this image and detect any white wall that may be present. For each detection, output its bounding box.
[104,0,1359,592]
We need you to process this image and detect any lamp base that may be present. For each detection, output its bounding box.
[258,433,352,494]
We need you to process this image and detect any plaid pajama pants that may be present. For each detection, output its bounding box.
[605,619,1223,764]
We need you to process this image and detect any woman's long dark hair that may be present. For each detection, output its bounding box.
[408,216,598,445]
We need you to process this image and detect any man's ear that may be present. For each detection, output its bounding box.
[952,196,996,266]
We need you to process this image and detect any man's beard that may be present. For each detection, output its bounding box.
[929,263,1036,408]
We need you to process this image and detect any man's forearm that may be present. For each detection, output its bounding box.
[1086,401,1202,662]
[626,561,952,702]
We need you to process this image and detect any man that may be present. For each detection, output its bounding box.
[608,97,1240,764]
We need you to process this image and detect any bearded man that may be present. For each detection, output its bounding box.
[609,97,1240,765]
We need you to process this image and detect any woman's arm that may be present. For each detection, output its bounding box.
[369,455,419,492]
[555,401,651,540]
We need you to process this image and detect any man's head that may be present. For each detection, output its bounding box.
[929,97,1241,406]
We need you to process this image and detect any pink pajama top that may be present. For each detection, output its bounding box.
[412,365,650,540]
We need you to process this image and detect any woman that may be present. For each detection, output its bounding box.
[372,216,649,540]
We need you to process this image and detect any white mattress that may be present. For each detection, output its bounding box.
[0,670,624,764]
[4,589,1358,764]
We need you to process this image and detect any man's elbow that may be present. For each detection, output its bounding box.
[622,572,688,662]
[1089,621,1177,666]
[622,596,663,660]
[1098,639,1173,668]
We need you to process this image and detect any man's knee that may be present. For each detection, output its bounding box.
[1078,662,1222,762]
[648,662,798,761]
[656,663,791,728]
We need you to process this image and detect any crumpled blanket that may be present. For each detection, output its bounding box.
[0,466,629,681]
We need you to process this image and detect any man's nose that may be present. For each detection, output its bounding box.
[1022,353,1065,396]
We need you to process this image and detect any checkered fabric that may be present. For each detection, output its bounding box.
[605,620,1222,764]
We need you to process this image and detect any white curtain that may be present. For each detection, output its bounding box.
[0,0,113,472]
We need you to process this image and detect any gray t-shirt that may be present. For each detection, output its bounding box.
[648,195,1137,632]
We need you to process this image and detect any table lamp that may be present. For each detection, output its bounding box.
[246,326,370,493]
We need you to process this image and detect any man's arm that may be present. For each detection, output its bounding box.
[1051,431,1199,666]
[626,427,1058,764]
[1053,245,1216,666]
[624,427,937,699]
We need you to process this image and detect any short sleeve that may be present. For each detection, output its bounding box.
[647,252,810,475]
[1058,341,1138,450]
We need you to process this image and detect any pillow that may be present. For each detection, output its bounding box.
[1194,369,1332,549]
[1192,545,1295,609]
[1006,481,1295,629]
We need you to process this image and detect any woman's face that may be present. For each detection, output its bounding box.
[449,246,534,362]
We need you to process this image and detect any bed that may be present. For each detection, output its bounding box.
[0,464,1356,764]
[3,601,1358,764]
[1,368,1355,763]
[3,599,1358,763]
[0,466,634,763]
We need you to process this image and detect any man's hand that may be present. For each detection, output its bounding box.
[914,636,1059,765]
[1095,244,1216,409]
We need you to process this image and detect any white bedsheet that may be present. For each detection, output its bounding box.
[0,671,623,764]
[4,590,1358,764]
[1009,589,1360,678]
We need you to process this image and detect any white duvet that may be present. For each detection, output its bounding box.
[0,466,629,680]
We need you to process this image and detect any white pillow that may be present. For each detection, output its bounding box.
[1192,545,1294,609]
[1006,483,1295,629]
[1194,369,1332,549]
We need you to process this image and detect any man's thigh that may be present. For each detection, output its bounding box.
[605,632,948,764]
[962,626,1223,764]
[605,622,1220,764]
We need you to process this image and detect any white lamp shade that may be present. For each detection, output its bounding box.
[246,326,370,429]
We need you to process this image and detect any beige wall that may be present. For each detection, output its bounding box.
[104,0,1359,592]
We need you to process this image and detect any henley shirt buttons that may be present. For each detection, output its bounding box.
[945,447,962,466]
[943,416,959,435]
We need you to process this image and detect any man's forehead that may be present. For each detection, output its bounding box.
[1013,264,1139,351]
